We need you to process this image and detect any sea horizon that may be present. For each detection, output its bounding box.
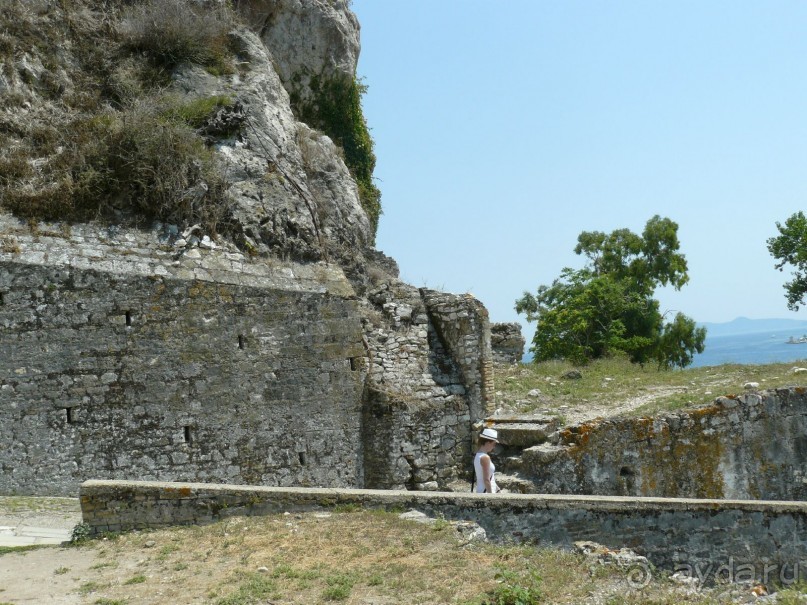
[690,329,807,368]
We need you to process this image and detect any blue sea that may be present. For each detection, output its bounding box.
[691,330,807,368]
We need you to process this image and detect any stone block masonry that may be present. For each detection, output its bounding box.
[0,218,366,495]
[490,322,525,364]
[80,479,807,580]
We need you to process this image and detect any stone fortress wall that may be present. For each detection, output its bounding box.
[0,216,493,496]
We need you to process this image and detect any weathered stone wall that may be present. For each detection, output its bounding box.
[359,283,492,490]
[508,388,807,500]
[0,218,366,496]
[420,289,492,422]
[80,479,807,578]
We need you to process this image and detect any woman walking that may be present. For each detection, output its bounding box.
[474,427,500,493]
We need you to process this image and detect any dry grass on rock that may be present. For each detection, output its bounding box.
[491,357,807,425]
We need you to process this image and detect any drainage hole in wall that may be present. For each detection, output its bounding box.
[620,466,635,477]
[238,334,245,350]
[298,452,306,466]
[125,310,132,327]
[66,407,75,424]
[349,357,358,371]
[184,426,192,444]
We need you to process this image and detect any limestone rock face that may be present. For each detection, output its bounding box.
[237,0,360,100]
[171,28,372,265]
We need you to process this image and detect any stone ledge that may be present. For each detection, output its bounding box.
[79,479,807,514]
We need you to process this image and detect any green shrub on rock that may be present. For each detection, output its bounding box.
[292,74,382,234]
[1,102,232,233]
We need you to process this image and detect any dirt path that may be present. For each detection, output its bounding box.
[0,546,98,605]
[559,385,690,425]
[0,497,98,604]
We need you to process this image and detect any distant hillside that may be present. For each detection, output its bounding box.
[700,317,807,337]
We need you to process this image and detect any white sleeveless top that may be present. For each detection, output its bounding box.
[473,451,498,493]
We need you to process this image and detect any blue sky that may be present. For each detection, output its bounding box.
[350,1,807,345]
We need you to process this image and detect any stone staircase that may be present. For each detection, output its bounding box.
[477,414,562,494]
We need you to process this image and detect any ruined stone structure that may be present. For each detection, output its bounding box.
[490,322,525,364]
[494,388,807,501]
[0,218,491,496]
[1,0,804,516]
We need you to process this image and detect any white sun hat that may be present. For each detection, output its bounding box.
[479,427,499,443]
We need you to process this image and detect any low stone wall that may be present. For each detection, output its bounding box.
[81,480,807,579]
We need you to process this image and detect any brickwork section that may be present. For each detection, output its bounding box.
[80,479,807,576]
[420,289,491,420]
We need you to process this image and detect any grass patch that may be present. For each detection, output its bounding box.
[482,567,542,604]
[123,574,146,585]
[0,496,79,515]
[322,571,356,601]
[1,101,232,233]
[215,571,279,605]
[120,0,235,73]
[0,545,46,556]
[0,0,237,234]
[78,581,109,595]
[492,356,807,420]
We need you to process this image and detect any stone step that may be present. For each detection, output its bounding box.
[481,414,561,447]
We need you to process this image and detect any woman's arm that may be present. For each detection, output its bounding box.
[480,454,493,493]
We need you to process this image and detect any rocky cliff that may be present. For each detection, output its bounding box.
[0,0,494,495]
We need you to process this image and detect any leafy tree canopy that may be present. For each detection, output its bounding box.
[767,211,807,311]
[516,216,706,368]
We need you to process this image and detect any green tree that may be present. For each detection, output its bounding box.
[767,211,807,311]
[516,216,706,368]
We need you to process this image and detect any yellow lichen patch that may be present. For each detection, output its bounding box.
[165,486,193,497]
[688,403,724,421]
[559,422,599,447]
[630,417,662,441]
